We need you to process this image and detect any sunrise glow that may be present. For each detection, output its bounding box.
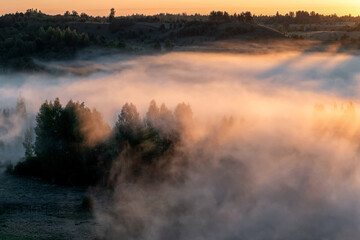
[1,0,360,16]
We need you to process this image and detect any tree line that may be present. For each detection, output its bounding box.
[209,11,254,23]
[4,8,358,71]
[255,10,360,25]
[0,9,259,71]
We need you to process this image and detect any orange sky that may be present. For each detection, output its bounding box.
[1,0,360,16]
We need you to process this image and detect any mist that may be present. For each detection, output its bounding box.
[0,96,32,167]
[2,46,360,239]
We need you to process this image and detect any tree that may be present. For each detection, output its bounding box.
[24,98,111,184]
[146,102,175,135]
[115,103,143,147]
[79,33,90,47]
[164,39,174,51]
[64,27,78,46]
[174,102,193,130]
[23,128,34,158]
[72,11,79,17]
[146,100,160,126]
[34,98,63,160]
[80,13,89,22]
[244,12,253,23]
[16,95,27,119]
[109,8,115,23]
[159,23,166,32]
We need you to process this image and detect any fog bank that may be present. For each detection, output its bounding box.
[2,49,360,239]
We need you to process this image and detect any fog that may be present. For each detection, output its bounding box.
[0,96,31,166]
[2,48,360,239]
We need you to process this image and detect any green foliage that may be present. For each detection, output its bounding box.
[79,33,90,47]
[23,128,34,158]
[0,8,322,71]
[115,103,142,147]
[117,40,126,48]
[14,99,111,185]
[164,39,174,51]
[0,24,93,70]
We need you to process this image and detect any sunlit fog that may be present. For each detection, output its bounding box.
[2,45,360,239]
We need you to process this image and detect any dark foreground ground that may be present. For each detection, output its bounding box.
[0,173,96,240]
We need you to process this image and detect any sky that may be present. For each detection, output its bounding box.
[1,0,360,16]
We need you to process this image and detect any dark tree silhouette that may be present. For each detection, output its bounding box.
[109,8,116,23]
[13,98,194,186]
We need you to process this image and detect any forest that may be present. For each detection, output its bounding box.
[1,8,360,71]
[0,9,257,72]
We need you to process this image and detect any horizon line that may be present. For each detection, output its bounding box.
[1,8,359,18]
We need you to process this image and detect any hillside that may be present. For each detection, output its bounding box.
[66,21,285,44]
[0,10,285,72]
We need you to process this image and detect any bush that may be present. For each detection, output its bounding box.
[164,39,174,51]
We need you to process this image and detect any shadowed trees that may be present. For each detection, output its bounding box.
[37,26,90,51]
[255,10,346,25]
[23,128,34,158]
[0,9,259,71]
[14,99,110,185]
[115,103,142,148]
[110,101,189,183]
[14,99,193,186]
[6,9,352,71]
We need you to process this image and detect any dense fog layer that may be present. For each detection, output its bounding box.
[2,49,360,239]
[1,50,359,119]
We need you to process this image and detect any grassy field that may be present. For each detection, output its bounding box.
[0,173,95,240]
